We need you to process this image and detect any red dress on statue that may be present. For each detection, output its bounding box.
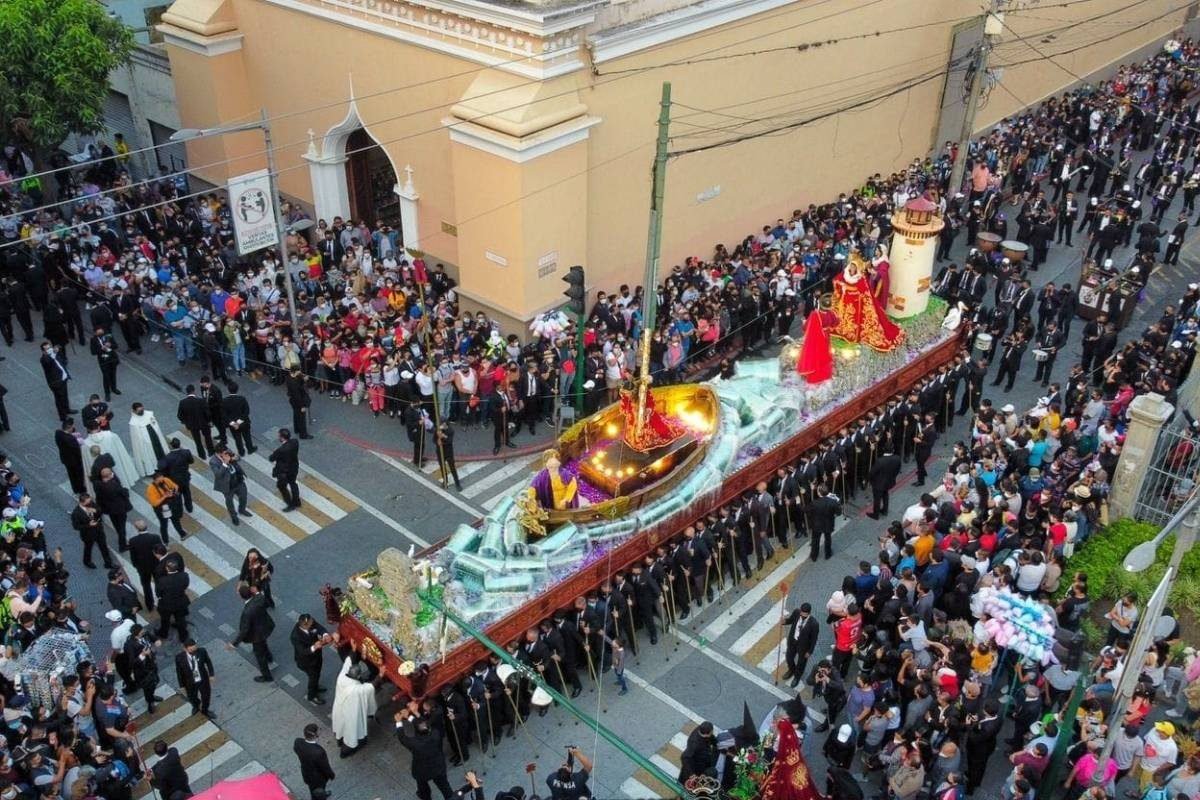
[796,310,834,384]
[830,266,905,352]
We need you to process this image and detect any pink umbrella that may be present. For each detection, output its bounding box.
[189,772,291,800]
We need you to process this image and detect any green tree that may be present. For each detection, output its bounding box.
[0,0,133,154]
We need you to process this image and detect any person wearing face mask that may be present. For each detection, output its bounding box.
[38,341,75,422]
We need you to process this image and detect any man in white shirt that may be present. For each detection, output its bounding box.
[107,608,136,692]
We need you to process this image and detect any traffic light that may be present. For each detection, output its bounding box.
[563,265,586,316]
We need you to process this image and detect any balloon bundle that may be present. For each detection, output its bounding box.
[974,586,1058,665]
[530,310,571,339]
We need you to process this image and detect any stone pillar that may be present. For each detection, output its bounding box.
[887,206,944,318]
[396,165,420,252]
[1109,392,1174,520]
[303,131,350,224]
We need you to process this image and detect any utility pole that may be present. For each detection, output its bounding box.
[948,0,1004,196]
[633,82,672,444]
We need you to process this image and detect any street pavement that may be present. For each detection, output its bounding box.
[9,159,1200,800]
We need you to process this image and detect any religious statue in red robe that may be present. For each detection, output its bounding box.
[868,248,891,310]
[830,253,905,352]
[760,719,828,800]
[795,307,834,384]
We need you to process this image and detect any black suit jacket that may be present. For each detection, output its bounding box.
[269,439,300,480]
[176,395,209,431]
[174,647,214,687]
[222,394,251,426]
[157,448,194,487]
[782,611,818,656]
[151,747,191,797]
[40,352,69,387]
[869,453,902,491]
[808,495,841,534]
[293,738,335,787]
[234,594,275,644]
[54,429,82,470]
[127,532,160,574]
[107,582,140,619]
[291,621,328,670]
[156,571,191,613]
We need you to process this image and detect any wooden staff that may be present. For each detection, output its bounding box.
[581,637,598,685]
[551,658,569,726]
[623,600,639,661]
[484,692,497,757]
[447,708,467,763]
[773,582,791,686]
[727,529,741,584]
[469,699,488,772]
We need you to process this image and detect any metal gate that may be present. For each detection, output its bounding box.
[1131,417,1200,526]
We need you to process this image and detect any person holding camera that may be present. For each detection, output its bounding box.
[809,658,846,733]
[547,746,592,800]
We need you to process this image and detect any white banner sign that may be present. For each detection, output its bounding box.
[227,169,279,255]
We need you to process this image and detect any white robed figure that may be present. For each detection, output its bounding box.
[128,405,168,477]
[331,656,377,754]
[82,429,139,488]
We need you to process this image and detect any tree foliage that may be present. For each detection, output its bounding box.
[0,0,133,152]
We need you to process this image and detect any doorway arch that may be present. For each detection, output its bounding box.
[317,102,403,235]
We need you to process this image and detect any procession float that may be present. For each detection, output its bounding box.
[329,195,965,697]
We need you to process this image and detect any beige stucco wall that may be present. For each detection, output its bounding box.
[165,0,1197,321]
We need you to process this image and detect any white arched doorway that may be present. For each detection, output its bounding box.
[304,100,421,247]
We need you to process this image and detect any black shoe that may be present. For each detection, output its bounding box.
[492,448,500,455]
[309,697,326,706]
[506,442,518,448]
[866,512,879,520]
[570,687,582,698]
[248,447,258,454]
[204,710,217,719]
[66,408,79,414]
[781,671,795,681]
[254,676,273,683]
[231,517,240,526]
[113,389,122,395]
[300,434,314,440]
[814,723,830,733]
[282,505,298,512]
[241,509,254,517]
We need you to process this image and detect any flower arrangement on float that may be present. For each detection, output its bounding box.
[728,728,777,800]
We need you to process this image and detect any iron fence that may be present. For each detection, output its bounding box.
[1131,416,1200,526]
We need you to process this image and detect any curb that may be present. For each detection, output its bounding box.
[326,425,555,462]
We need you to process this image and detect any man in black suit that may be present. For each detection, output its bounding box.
[269,427,302,512]
[221,381,257,456]
[55,418,86,494]
[230,584,275,681]
[807,484,841,562]
[151,741,192,800]
[781,602,818,688]
[991,332,1028,392]
[489,385,514,455]
[128,520,160,611]
[39,340,75,421]
[174,638,215,719]
[176,385,213,459]
[957,358,987,415]
[89,326,121,401]
[200,375,226,447]
[1165,211,1189,265]
[395,702,455,800]
[157,437,195,514]
[106,568,141,620]
[294,723,335,800]
[867,446,902,520]
[156,557,190,642]
[285,367,313,439]
[291,613,332,706]
[913,412,938,487]
[70,493,113,569]
[93,466,132,551]
[124,623,162,713]
[964,699,1003,794]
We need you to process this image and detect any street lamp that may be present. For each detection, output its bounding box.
[1091,493,1200,787]
[169,109,300,333]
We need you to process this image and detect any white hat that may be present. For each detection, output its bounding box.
[204,323,217,333]
[26,520,42,529]
[837,724,853,743]
[1132,200,1141,209]
[1,509,15,519]
[1172,340,1183,349]
[784,289,796,297]
[105,610,123,623]
[1001,403,1015,413]
[400,370,414,380]
[1103,259,1113,268]
[583,380,595,390]
[961,556,976,569]
[1191,283,1199,290]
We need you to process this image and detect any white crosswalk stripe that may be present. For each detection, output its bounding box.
[461,456,537,498]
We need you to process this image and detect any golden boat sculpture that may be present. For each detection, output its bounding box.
[540,383,719,527]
